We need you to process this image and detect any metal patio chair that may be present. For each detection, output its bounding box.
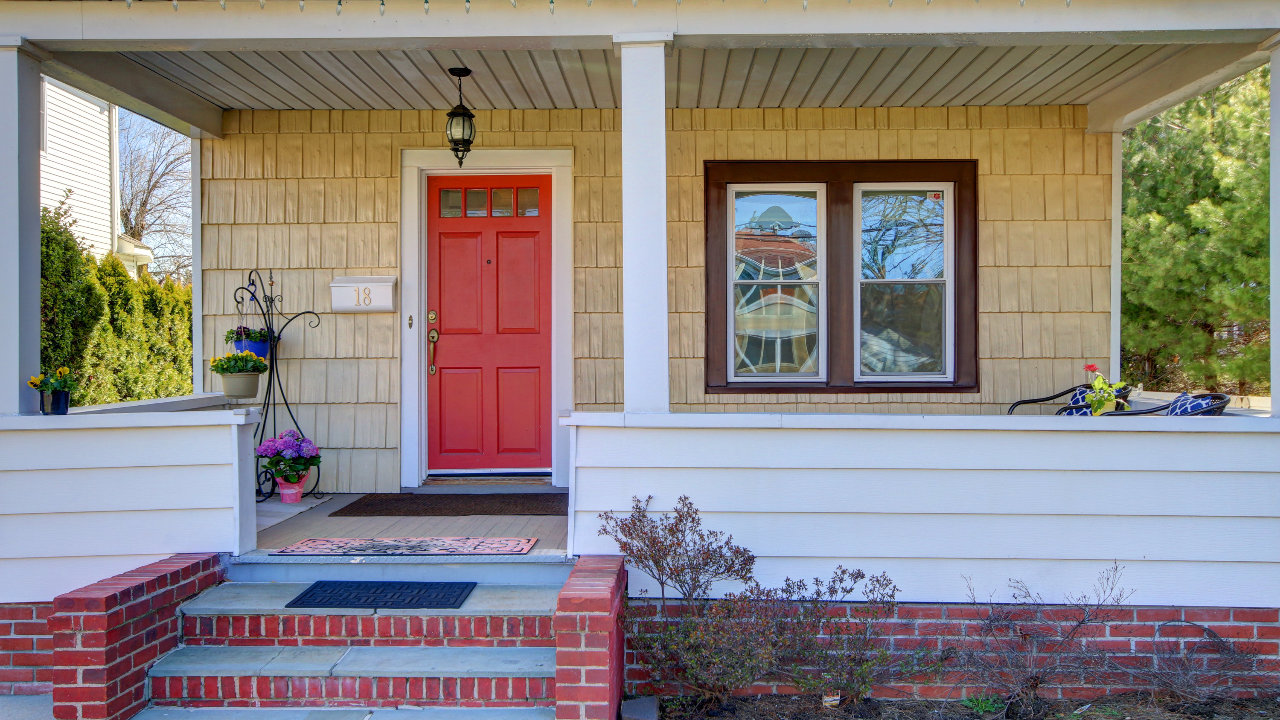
[1007,384,1133,416]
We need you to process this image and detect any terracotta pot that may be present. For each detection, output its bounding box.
[50,390,71,416]
[219,372,261,399]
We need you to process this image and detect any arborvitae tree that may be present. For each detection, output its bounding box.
[41,200,193,407]
[40,201,107,376]
[139,274,194,399]
[1122,66,1270,394]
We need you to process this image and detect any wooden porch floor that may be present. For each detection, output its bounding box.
[255,494,569,555]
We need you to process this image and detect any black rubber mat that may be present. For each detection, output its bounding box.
[285,580,477,609]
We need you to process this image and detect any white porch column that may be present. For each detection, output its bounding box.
[617,34,671,413]
[1271,48,1279,417]
[0,38,43,415]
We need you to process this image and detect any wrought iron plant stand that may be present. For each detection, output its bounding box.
[232,269,324,502]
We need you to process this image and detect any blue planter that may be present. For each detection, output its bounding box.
[234,338,271,359]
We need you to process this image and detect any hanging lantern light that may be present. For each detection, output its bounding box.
[445,67,477,168]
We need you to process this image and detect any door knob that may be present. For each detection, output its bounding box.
[427,328,440,375]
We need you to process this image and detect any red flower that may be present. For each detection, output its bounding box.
[1083,363,1099,373]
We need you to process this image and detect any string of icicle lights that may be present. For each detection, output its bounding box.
[127,0,1072,14]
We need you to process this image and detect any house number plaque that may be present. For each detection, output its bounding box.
[330,276,396,312]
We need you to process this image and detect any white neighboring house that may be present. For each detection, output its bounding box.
[39,76,152,276]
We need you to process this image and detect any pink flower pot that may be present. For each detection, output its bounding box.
[275,476,306,503]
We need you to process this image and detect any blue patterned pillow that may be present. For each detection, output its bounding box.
[1168,392,1216,416]
[1062,387,1091,416]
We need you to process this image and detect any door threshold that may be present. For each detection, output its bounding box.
[414,472,560,494]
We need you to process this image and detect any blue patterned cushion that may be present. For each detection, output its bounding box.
[1168,392,1216,416]
[1062,387,1091,416]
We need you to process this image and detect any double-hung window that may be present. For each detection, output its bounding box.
[705,161,977,393]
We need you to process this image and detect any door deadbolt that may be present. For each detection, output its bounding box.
[427,310,438,323]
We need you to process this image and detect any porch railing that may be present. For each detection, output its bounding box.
[0,396,259,603]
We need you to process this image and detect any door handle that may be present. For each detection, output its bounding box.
[427,328,439,375]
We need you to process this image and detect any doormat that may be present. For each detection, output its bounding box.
[286,580,476,609]
[329,493,567,517]
[270,536,538,556]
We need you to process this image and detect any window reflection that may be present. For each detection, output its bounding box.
[731,189,821,377]
[466,189,488,217]
[491,188,514,217]
[861,191,945,280]
[517,188,539,217]
[440,189,462,217]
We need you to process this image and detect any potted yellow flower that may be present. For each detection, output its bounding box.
[211,350,268,399]
[1083,363,1126,415]
[27,367,76,415]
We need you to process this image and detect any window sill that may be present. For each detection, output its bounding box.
[707,382,978,394]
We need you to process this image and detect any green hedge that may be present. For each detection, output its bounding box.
[40,204,193,407]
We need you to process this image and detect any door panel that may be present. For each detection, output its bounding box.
[438,368,484,455]
[496,233,541,334]
[426,174,553,471]
[438,232,484,335]
[497,367,541,454]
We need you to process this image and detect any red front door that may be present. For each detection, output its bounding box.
[426,175,553,471]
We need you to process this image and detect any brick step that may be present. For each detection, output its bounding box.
[181,583,559,647]
[134,706,558,719]
[148,646,556,709]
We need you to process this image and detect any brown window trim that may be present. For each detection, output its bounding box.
[705,160,978,394]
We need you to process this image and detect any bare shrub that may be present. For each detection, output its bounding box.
[598,494,755,608]
[953,564,1133,716]
[600,496,928,705]
[953,566,1271,709]
[775,568,938,704]
[1113,621,1268,702]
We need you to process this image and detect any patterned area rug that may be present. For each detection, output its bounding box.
[270,536,538,556]
[286,581,476,609]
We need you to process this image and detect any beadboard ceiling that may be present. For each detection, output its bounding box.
[118,42,1182,110]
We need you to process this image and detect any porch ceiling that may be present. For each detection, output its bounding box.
[118,42,1188,111]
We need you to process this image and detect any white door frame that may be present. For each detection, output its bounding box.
[399,148,574,488]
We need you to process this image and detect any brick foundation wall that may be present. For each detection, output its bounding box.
[0,602,55,695]
[49,553,225,720]
[625,601,1280,700]
[555,556,628,720]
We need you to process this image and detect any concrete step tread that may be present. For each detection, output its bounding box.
[134,708,557,720]
[226,557,575,586]
[150,646,556,679]
[182,583,561,617]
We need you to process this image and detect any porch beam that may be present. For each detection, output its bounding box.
[1086,42,1270,132]
[41,51,224,138]
[0,38,43,415]
[3,0,1279,51]
[618,35,670,414]
[1271,47,1279,418]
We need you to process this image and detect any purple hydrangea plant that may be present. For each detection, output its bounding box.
[256,429,322,483]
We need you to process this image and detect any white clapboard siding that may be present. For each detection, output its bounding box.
[39,78,114,257]
[0,411,258,603]
[566,415,1280,608]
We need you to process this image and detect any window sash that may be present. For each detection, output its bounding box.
[852,182,955,382]
[727,183,827,382]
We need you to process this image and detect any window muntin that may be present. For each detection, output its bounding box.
[728,185,825,380]
[854,183,954,381]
